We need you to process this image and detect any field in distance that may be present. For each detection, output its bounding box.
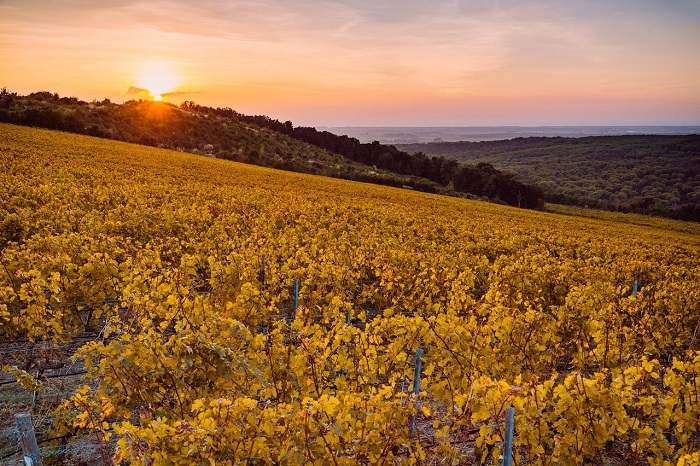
[1,123,699,465]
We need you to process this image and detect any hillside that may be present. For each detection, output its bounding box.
[0,91,448,195]
[1,125,699,465]
[397,135,700,221]
[0,89,544,208]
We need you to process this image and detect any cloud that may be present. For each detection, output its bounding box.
[161,90,202,98]
[125,86,201,100]
[126,86,149,95]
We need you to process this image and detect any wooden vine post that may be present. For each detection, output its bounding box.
[410,348,424,438]
[502,407,515,466]
[15,413,41,466]
[293,278,299,317]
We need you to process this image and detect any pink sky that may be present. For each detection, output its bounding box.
[1,0,699,126]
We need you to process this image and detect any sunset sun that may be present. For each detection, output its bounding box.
[137,62,179,101]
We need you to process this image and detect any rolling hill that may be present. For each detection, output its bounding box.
[0,89,544,209]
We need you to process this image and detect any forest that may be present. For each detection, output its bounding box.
[397,136,700,221]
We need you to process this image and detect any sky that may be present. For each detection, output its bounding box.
[1,0,699,126]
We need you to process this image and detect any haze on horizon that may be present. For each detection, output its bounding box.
[1,0,699,127]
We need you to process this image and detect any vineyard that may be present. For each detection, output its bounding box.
[1,123,699,465]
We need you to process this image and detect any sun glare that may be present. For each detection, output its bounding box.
[137,62,179,100]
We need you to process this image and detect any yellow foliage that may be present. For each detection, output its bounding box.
[1,124,699,464]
